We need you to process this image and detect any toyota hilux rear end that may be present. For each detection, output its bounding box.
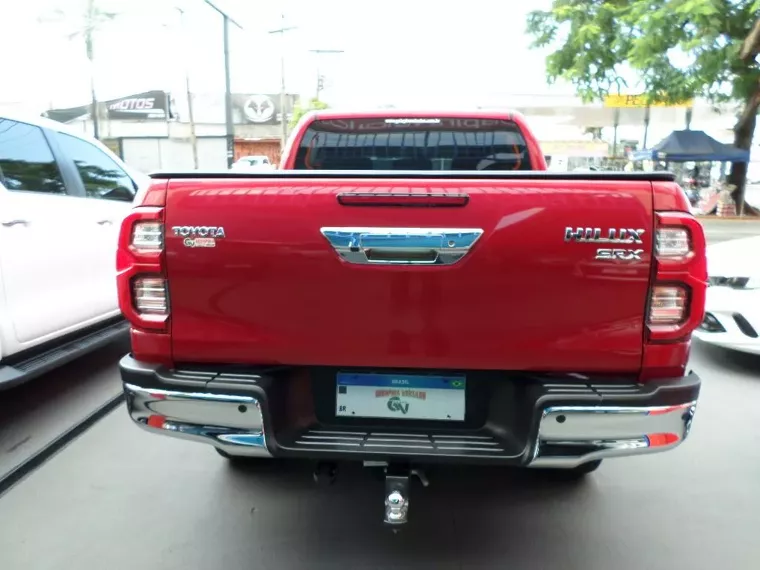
[117,111,706,527]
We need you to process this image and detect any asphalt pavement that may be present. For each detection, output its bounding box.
[0,226,759,570]
[0,340,758,570]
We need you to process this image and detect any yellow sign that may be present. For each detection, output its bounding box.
[603,94,693,108]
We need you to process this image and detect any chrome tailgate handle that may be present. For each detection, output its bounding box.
[321,227,484,265]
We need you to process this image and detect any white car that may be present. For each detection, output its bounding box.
[693,235,760,355]
[231,155,275,171]
[0,112,146,389]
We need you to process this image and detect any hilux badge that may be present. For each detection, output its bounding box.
[564,227,645,244]
[565,226,646,262]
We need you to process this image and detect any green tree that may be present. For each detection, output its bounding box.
[289,97,329,129]
[527,0,760,213]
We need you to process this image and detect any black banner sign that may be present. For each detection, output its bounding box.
[43,90,172,123]
[106,90,170,119]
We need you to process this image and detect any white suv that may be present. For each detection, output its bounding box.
[0,113,145,389]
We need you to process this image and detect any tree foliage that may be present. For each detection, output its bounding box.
[289,97,329,129]
[40,0,119,61]
[527,0,760,211]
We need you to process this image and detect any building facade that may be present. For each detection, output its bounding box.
[43,90,300,172]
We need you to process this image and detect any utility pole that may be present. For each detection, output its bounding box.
[177,7,198,169]
[269,16,297,150]
[642,105,651,149]
[309,49,344,101]
[85,0,100,140]
[203,0,242,168]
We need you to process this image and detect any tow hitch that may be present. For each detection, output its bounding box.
[313,461,429,528]
[382,463,429,529]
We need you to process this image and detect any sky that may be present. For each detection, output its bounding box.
[0,0,745,147]
[0,0,573,110]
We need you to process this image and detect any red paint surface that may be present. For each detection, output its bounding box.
[161,177,656,373]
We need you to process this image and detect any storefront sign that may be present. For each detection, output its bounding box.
[603,94,693,108]
[43,90,172,123]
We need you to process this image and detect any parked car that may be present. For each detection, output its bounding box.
[0,112,144,390]
[693,235,760,355]
[230,155,275,171]
[116,109,705,528]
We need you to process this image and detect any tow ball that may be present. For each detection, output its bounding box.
[382,463,429,529]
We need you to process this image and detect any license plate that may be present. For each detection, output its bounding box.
[335,372,466,421]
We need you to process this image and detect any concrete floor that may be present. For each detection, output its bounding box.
[0,339,128,477]
[0,340,758,570]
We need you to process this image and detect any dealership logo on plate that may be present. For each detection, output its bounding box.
[387,396,410,415]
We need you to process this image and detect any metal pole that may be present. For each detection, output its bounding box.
[268,18,297,151]
[86,0,99,140]
[203,1,242,168]
[279,18,287,150]
[178,8,198,169]
[315,64,321,100]
[89,72,99,140]
[642,105,650,149]
[309,49,344,102]
[223,15,234,167]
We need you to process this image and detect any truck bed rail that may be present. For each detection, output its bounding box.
[148,170,677,182]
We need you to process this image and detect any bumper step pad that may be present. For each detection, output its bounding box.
[288,428,507,457]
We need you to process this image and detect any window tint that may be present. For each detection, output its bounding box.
[57,133,136,202]
[0,119,66,194]
[293,117,532,171]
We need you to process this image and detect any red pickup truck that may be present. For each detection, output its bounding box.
[117,110,706,527]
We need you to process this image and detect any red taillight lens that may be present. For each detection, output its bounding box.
[647,212,707,342]
[648,285,687,325]
[655,227,690,258]
[132,276,169,315]
[117,206,168,332]
[132,221,164,250]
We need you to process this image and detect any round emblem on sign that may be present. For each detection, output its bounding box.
[242,95,276,123]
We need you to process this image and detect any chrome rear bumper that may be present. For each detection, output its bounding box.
[530,402,696,468]
[121,356,699,469]
[125,383,271,458]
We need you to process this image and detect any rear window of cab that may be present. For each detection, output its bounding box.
[292,117,532,171]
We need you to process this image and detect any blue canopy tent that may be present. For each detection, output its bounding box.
[631,130,751,162]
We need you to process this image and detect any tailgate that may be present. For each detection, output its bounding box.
[164,176,654,373]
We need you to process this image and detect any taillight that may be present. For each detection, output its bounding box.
[132,221,164,250]
[133,276,169,314]
[117,203,168,332]
[647,212,707,342]
[648,285,687,325]
[655,227,690,258]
